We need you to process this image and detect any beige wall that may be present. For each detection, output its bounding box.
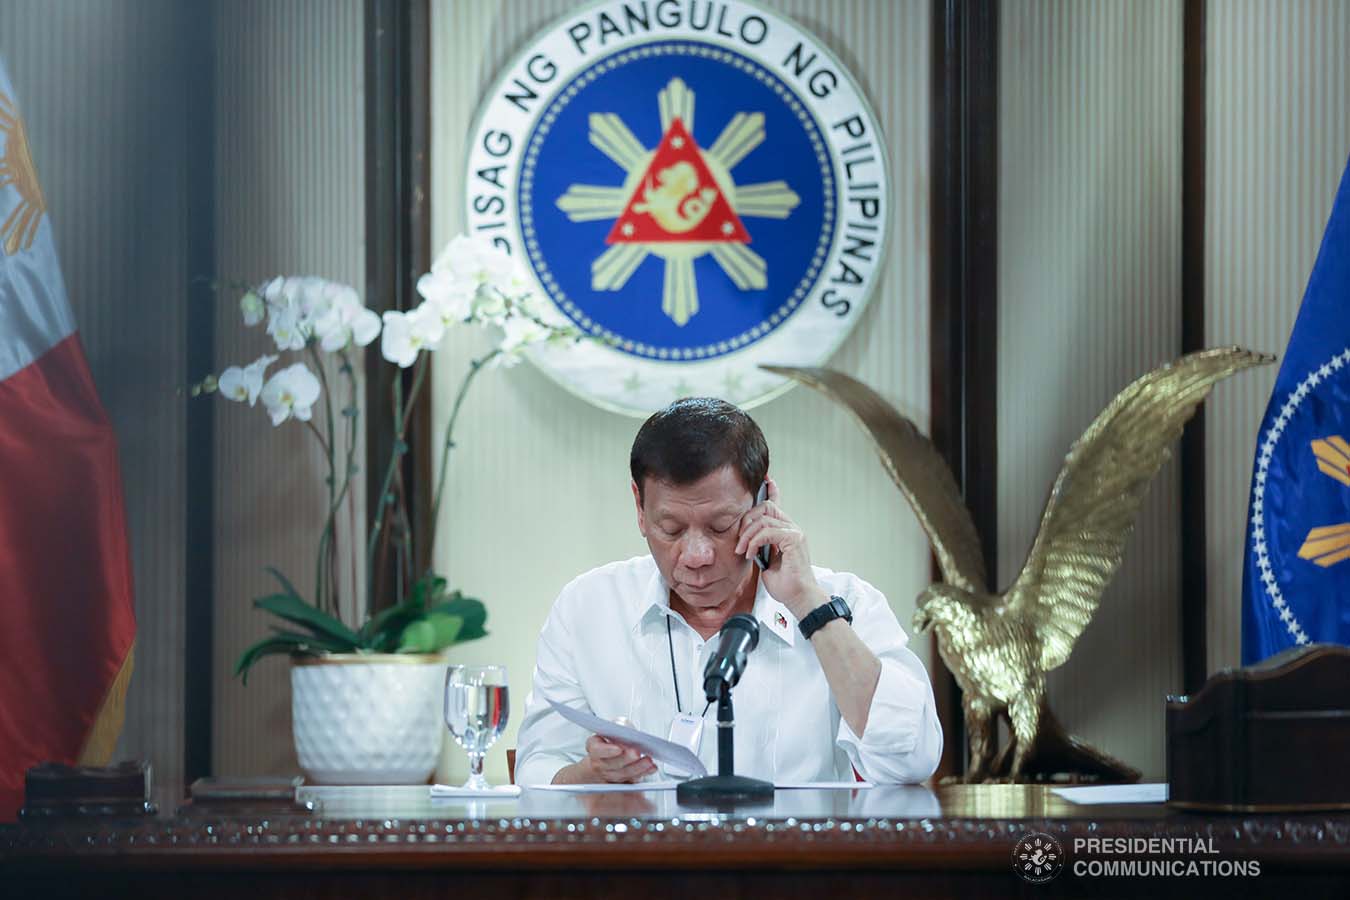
[0,0,192,790]
[429,0,935,784]
[999,0,1183,779]
[1204,0,1350,673]
[211,0,367,775]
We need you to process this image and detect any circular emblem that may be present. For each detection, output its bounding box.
[464,0,890,415]
[1012,831,1064,884]
[1249,347,1350,647]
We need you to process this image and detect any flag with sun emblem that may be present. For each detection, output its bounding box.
[0,59,136,820]
[1242,153,1350,663]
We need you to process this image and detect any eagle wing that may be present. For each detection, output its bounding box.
[763,365,987,593]
[1007,347,1273,672]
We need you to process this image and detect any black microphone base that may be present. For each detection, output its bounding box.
[676,774,775,805]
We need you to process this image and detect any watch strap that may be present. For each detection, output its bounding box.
[798,595,852,640]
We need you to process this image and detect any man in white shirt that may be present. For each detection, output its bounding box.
[514,398,942,786]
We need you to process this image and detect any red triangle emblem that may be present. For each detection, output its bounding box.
[606,118,750,245]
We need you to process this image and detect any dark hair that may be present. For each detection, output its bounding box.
[630,398,769,503]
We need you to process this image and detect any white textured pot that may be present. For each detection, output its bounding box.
[291,654,447,785]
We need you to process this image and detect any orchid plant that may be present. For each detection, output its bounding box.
[197,236,582,680]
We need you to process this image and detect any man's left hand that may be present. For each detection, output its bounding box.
[734,477,827,619]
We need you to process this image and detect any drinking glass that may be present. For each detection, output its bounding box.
[444,664,509,791]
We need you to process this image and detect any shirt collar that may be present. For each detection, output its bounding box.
[633,560,796,646]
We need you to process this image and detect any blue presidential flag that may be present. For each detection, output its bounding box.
[1243,155,1350,663]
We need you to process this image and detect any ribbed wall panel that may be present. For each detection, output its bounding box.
[430,0,932,783]
[1205,1,1350,674]
[0,2,189,788]
[999,0,1182,779]
[211,0,366,775]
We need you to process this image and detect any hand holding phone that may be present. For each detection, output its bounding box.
[753,481,772,570]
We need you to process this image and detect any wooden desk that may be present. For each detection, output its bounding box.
[2,784,1347,898]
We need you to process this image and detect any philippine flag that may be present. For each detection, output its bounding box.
[0,60,136,820]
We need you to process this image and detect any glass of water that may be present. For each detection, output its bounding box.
[444,664,509,791]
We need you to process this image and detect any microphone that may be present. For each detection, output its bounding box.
[701,614,760,702]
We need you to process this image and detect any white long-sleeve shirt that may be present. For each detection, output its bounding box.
[514,555,943,786]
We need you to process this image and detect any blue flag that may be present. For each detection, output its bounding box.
[1243,155,1350,663]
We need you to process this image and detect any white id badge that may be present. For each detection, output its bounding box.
[663,713,705,778]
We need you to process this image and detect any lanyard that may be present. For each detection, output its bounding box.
[666,615,715,718]
[666,615,682,713]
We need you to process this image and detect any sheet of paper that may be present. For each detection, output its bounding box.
[1051,783,1168,805]
[528,781,870,793]
[528,781,682,793]
[429,783,523,799]
[547,699,709,778]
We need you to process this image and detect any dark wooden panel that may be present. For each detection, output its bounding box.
[364,0,433,609]
[929,0,1001,778]
[183,0,216,786]
[1180,0,1208,692]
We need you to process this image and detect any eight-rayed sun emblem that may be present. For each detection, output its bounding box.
[0,88,47,256]
[555,78,800,327]
[1297,435,1350,567]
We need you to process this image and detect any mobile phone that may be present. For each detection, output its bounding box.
[753,481,772,570]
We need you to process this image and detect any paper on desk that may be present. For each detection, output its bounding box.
[1051,783,1167,804]
[547,699,708,778]
[529,781,869,792]
[429,783,523,799]
[529,781,682,793]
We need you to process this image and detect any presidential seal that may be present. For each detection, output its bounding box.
[464,0,889,415]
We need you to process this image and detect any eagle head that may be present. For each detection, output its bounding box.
[911,583,977,636]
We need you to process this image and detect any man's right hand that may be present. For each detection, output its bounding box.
[551,734,658,784]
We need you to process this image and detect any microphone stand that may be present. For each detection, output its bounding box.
[675,681,774,804]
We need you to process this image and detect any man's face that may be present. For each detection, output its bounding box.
[633,464,756,610]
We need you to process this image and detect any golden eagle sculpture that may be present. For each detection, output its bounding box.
[765,348,1272,783]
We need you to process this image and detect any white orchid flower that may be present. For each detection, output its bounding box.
[470,287,508,325]
[380,303,445,368]
[260,362,321,426]
[493,315,550,368]
[240,290,265,327]
[295,276,335,329]
[218,353,279,405]
[217,367,250,403]
[417,269,475,329]
[314,286,381,352]
[261,276,286,304]
[266,304,305,351]
[432,234,520,296]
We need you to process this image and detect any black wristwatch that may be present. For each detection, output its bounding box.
[798,595,852,640]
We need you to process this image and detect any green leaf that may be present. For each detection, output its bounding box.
[358,594,425,649]
[265,566,306,601]
[397,613,463,653]
[269,627,352,653]
[411,575,448,609]
[426,593,488,643]
[233,634,317,685]
[395,620,435,654]
[253,593,360,648]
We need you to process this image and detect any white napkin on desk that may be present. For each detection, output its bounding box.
[429,783,522,799]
